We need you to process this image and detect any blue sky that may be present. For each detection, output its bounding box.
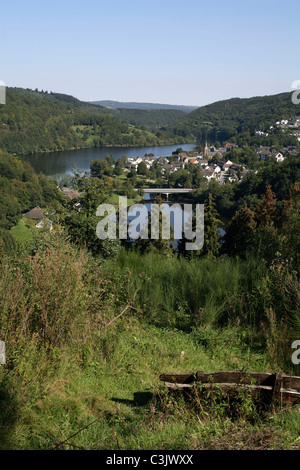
[1,0,300,105]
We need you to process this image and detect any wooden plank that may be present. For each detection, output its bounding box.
[160,371,300,390]
[163,381,300,402]
[160,371,272,385]
[159,373,194,384]
[281,374,300,390]
[164,382,273,392]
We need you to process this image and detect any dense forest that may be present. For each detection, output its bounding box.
[90,100,197,112]
[170,92,300,146]
[111,108,186,130]
[0,88,188,155]
[2,88,300,156]
[0,149,63,254]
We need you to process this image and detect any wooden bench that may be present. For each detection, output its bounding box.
[159,371,300,404]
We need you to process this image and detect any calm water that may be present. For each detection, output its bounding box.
[22,143,196,177]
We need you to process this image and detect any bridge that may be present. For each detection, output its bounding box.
[137,188,193,200]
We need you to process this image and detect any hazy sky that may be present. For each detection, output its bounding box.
[1,0,300,106]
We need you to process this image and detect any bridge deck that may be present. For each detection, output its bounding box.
[138,188,193,194]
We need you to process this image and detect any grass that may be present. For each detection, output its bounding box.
[10,217,36,243]
[0,238,299,450]
[108,192,144,208]
[2,320,298,450]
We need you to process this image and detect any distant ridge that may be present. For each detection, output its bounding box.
[89,100,198,113]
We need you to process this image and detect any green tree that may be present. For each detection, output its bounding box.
[224,204,257,256]
[90,159,112,177]
[134,196,174,257]
[63,174,120,257]
[280,183,300,270]
[137,161,148,176]
[169,169,192,188]
[202,194,221,258]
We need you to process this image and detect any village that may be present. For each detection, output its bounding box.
[125,143,292,186]
[21,116,300,232]
[124,117,300,187]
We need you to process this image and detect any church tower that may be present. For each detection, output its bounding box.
[203,140,209,158]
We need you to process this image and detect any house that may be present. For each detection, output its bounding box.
[157,157,169,165]
[255,130,269,137]
[169,162,181,174]
[62,188,81,200]
[130,163,139,171]
[35,218,54,231]
[178,152,189,161]
[223,160,234,171]
[219,170,237,184]
[24,206,53,231]
[273,152,285,162]
[206,150,216,159]
[161,164,170,174]
[143,156,156,166]
[239,169,251,180]
[215,147,231,156]
[134,157,144,165]
[292,130,300,142]
[227,172,239,183]
[257,147,271,161]
[161,162,180,175]
[24,206,44,221]
[285,146,298,156]
[202,168,215,182]
[181,156,192,166]
[212,165,222,174]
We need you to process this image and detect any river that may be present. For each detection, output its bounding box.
[22,143,196,177]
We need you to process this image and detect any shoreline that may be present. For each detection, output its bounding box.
[14,140,197,158]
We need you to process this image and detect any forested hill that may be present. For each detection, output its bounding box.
[89,100,197,113]
[8,87,107,110]
[111,108,186,130]
[0,88,187,155]
[170,91,300,145]
[2,87,299,155]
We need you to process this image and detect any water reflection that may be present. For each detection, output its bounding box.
[22,143,196,177]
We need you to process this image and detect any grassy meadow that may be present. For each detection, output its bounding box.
[0,234,299,450]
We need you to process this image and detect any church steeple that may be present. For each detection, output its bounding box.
[203,139,208,158]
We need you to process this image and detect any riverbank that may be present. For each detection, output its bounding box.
[13,138,196,157]
[21,143,197,177]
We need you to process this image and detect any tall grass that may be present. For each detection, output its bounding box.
[106,249,268,330]
[0,236,299,450]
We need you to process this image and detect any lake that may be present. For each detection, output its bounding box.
[22,143,196,177]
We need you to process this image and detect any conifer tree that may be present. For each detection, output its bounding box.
[255,184,277,226]
[134,194,174,257]
[224,204,256,256]
[201,193,221,258]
